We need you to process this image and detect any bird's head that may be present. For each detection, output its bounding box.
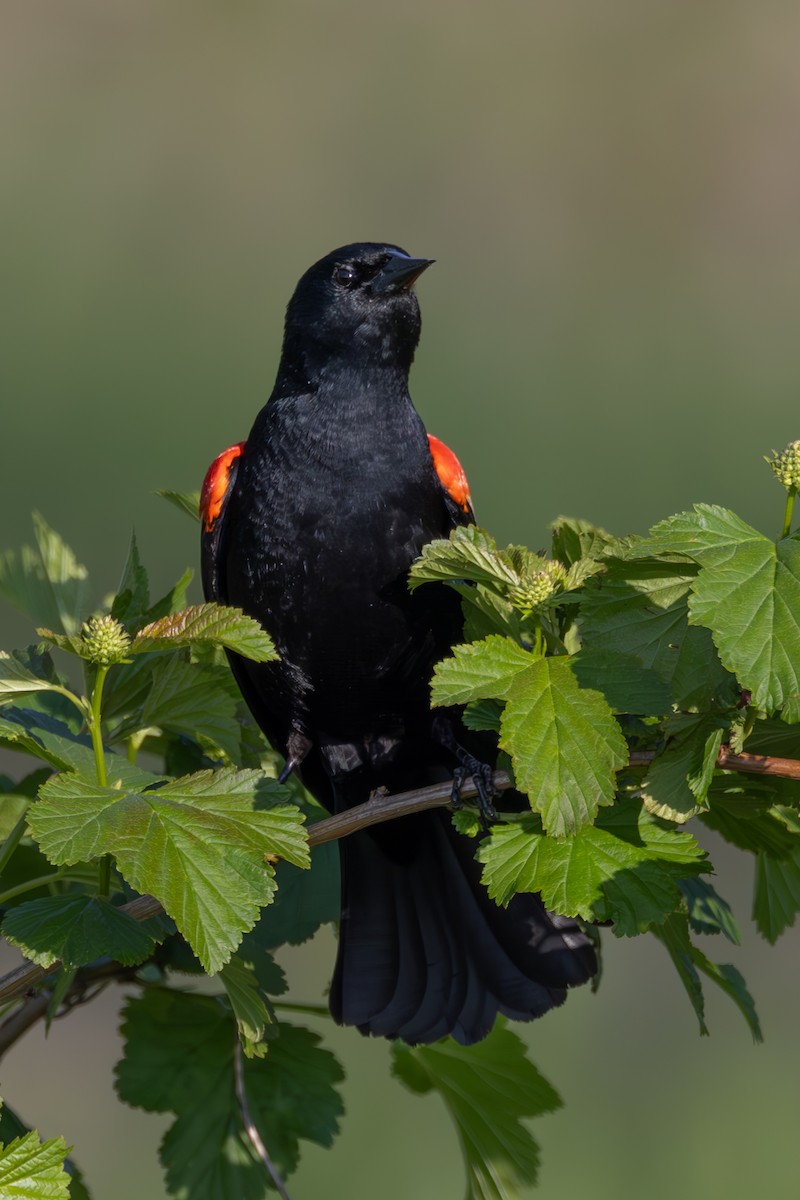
[280,243,434,379]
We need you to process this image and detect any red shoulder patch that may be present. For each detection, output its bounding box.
[428,434,472,514]
[200,442,245,532]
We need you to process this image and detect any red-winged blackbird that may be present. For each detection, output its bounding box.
[201,243,596,1044]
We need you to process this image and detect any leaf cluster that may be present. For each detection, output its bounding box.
[0,470,798,1198]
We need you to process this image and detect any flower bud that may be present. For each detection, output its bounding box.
[510,559,567,614]
[80,615,131,665]
[766,440,800,491]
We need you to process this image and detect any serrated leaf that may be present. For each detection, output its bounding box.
[141,568,193,626]
[219,955,276,1058]
[0,706,163,786]
[451,809,482,837]
[500,657,627,835]
[110,533,150,628]
[250,839,339,950]
[116,990,344,1195]
[462,699,503,733]
[1,893,161,969]
[753,850,800,942]
[700,785,800,858]
[571,650,672,716]
[679,876,741,943]
[478,799,706,935]
[132,603,276,663]
[392,1020,560,1200]
[431,636,532,707]
[644,506,800,713]
[640,720,724,823]
[550,515,614,565]
[692,951,762,1042]
[0,515,88,636]
[456,582,525,643]
[0,1105,88,1198]
[580,558,733,709]
[0,652,66,701]
[410,526,520,591]
[651,912,709,1035]
[28,768,308,974]
[120,657,242,758]
[0,1127,72,1199]
[156,489,201,522]
[652,911,761,1040]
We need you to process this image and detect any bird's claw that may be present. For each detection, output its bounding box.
[451,758,497,828]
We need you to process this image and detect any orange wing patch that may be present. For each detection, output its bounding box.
[200,442,245,532]
[428,434,472,514]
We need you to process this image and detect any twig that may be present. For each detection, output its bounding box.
[0,960,132,1055]
[0,991,50,1055]
[234,1041,292,1200]
[1,745,799,1005]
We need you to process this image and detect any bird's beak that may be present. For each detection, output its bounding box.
[370,254,435,294]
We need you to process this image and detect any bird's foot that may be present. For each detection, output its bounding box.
[450,757,497,827]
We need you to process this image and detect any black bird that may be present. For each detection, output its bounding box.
[200,243,596,1044]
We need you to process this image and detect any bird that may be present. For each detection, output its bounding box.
[200,242,597,1044]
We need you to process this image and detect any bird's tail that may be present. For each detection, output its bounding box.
[328,808,596,1045]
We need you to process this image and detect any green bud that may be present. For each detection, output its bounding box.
[80,615,131,665]
[509,559,567,614]
[766,440,800,491]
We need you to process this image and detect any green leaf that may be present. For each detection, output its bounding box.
[571,650,673,716]
[645,506,800,713]
[0,1126,72,1200]
[1,893,162,969]
[0,514,88,635]
[109,656,242,760]
[141,568,193,626]
[691,950,762,1042]
[579,558,733,709]
[0,1105,88,1198]
[700,784,800,858]
[500,657,627,835]
[28,768,308,974]
[679,876,741,943]
[156,489,201,522]
[0,652,68,702]
[110,533,150,628]
[651,912,709,1036]
[219,955,276,1058]
[652,912,762,1041]
[462,699,503,733]
[431,636,533,707]
[753,850,800,942]
[409,526,520,592]
[250,840,340,950]
[640,720,725,823]
[132,603,277,663]
[0,706,162,786]
[478,799,706,935]
[392,1020,560,1199]
[550,515,614,565]
[116,990,344,1195]
[456,582,525,643]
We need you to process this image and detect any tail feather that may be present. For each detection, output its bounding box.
[329,809,596,1046]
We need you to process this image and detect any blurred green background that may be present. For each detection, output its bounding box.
[2,1,800,1197]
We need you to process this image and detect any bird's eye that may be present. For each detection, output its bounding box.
[333,264,357,287]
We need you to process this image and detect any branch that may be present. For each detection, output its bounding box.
[0,959,131,1056]
[234,1042,292,1199]
[1,743,799,1005]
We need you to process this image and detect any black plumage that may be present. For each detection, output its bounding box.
[201,243,596,1043]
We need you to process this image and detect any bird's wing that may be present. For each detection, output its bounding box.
[199,441,245,601]
[427,434,475,525]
